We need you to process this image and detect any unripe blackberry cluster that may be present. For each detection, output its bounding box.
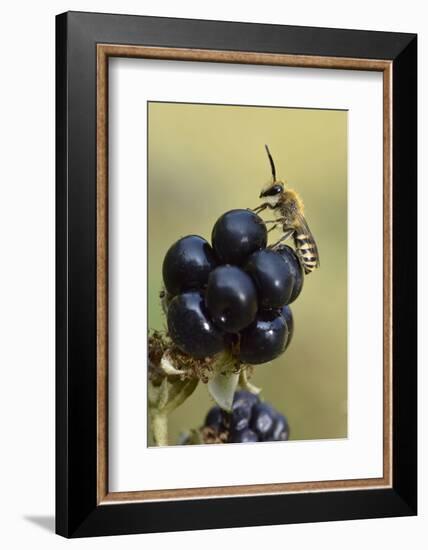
[162,209,303,365]
[205,391,289,443]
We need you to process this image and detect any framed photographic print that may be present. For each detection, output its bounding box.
[56,11,417,538]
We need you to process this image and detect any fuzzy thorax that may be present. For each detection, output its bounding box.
[282,188,305,214]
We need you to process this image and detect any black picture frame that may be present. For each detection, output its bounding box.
[56,11,417,538]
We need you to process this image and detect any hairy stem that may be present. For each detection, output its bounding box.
[151,411,169,447]
[239,368,261,395]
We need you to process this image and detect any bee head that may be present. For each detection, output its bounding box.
[259,182,284,198]
[259,181,284,206]
[259,145,284,205]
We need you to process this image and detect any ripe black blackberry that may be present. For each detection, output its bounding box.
[167,291,225,358]
[204,391,290,443]
[162,235,217,296]
[211,209,267,265]
[162,210,301,365]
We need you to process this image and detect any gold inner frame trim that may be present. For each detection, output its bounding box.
[96,44,393,505]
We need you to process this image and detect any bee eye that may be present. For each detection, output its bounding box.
[263,184,282,197]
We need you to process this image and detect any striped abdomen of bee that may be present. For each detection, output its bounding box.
[293,230,320,274]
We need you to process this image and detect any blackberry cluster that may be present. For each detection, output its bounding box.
[205,391,290,443]
[162,209,303,365]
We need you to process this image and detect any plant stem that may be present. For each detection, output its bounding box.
[151,410,169,446]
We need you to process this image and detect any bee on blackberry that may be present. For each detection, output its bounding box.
[254,145,320,274]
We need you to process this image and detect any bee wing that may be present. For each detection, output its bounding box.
[294,212,320,268]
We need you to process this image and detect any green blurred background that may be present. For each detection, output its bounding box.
[148,101,347,443]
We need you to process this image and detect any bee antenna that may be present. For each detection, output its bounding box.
[265,144,276,181]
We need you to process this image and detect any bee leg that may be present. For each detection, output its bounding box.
[252,204,268,214]
[270,229,295,248]
[256,219,278,226]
